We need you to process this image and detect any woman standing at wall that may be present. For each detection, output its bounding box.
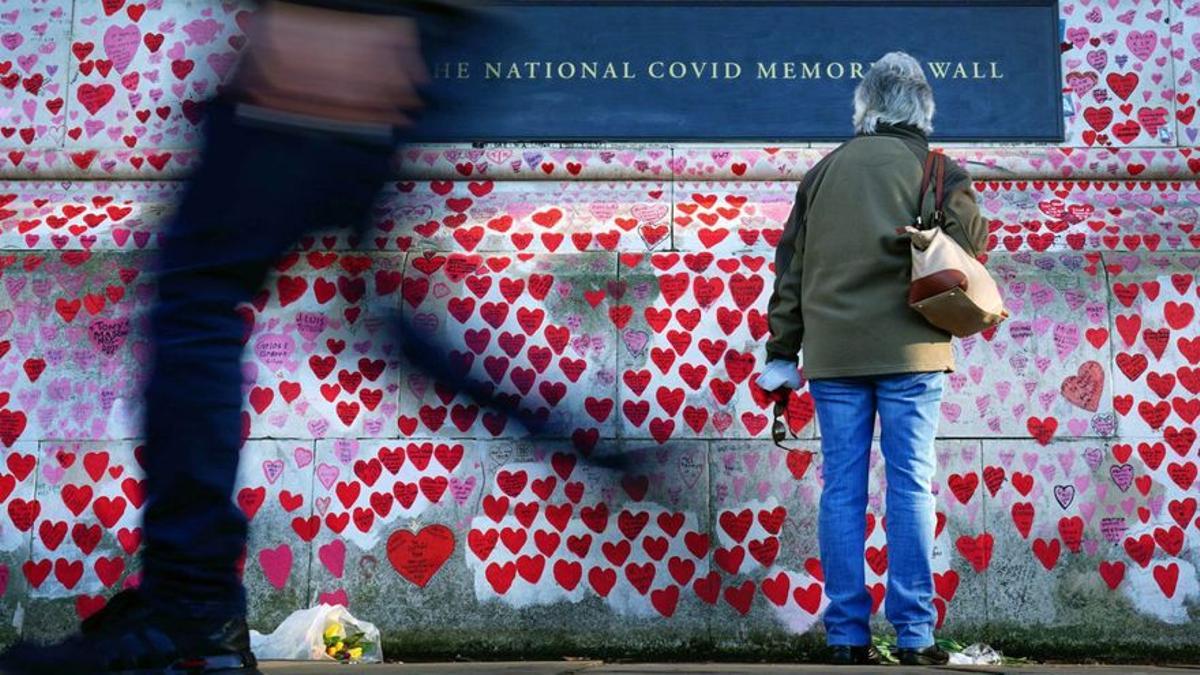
[757,52,990,666]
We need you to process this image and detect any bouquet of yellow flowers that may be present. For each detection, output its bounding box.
[323,621,371,663]
[250,604,383,663]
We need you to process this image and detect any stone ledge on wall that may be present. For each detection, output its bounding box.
[2,177,1199,255]
[1,146,1200,181]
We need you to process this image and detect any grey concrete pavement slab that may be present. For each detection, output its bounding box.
[260,662,602,674]
[257,662,1200,674]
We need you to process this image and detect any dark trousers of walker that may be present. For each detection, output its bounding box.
[139,98,398,619]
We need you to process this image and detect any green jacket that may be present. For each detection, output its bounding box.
[766,123,990,379]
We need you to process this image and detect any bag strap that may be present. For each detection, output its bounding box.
[935,152,946,210]
[916,152,947,230]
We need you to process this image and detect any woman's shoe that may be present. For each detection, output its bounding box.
[897,644,951,665]
[827,644,883,665]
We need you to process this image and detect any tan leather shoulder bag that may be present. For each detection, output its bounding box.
[906,152,1009,337]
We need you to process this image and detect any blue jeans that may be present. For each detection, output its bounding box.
[809,371,945,649]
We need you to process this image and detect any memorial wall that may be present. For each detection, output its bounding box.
[0,0,1197,658]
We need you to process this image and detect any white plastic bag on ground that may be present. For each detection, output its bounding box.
[250,604,383,663]
[947,642,1003,665]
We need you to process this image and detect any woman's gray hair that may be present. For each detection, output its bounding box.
[853,52,936,135]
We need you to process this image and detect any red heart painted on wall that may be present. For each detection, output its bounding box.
[387,525,454,588]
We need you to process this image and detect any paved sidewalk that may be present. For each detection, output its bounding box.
[260,661,1200,674]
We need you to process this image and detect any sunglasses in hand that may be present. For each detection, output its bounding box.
[766,388,812,453]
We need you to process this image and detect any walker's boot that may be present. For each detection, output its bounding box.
[0,590,258,674]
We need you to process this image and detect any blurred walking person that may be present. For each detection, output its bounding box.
[0,2,481,672]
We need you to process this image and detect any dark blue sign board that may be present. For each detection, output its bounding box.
[416,0,1062,142]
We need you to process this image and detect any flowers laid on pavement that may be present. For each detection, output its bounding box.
[323,619,371,663]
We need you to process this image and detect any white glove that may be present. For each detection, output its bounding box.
[757,359,802,391]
